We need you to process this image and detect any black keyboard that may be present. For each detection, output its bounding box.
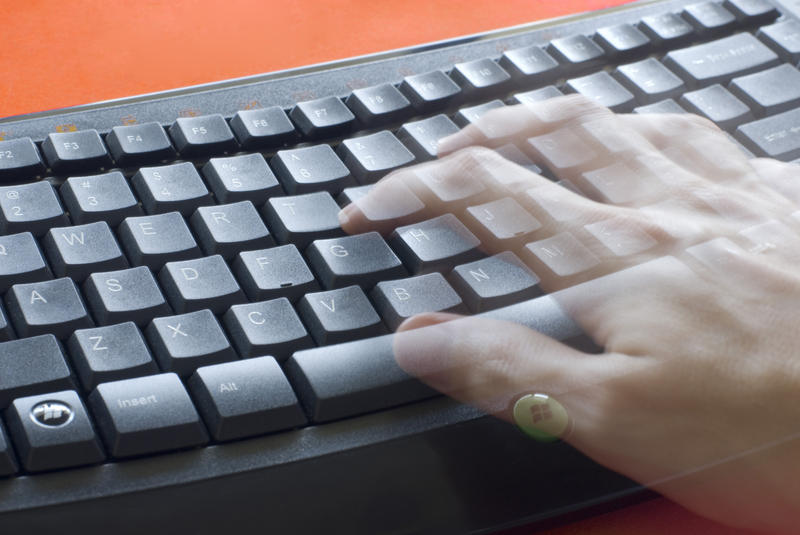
[1,0,799,533]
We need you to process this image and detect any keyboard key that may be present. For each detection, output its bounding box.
[638,12,695,47]
[6,390,104,472]
[723,0,778,23]
[83,266,171,326]
[594,23,651,58]
[527,128,598,173]
[0,335,74,409]
[337,130,415,184]
[159,255,246,314]
[0,232,51,293]
[565,71,636,112]
[499,46,560,80]
[391,214,482,274]
[0,181,69,236]
[511,86,564,106]
[190,201,274,259]
[146,310,237,376]
[398,114,460,161]
[524,232,600,277]
[105,122,176,167]
[297,285,386,345]
[307,232,407,290]
[232,245,319,302]
[680,84,754,130]
[188,356,306,441]
[447,251,542,313]
[634,98,687,114]
[338,182,425,228]
[735,108,800,160]
[88,373,208,458]
[493,144,545,176]
[729,64,800,117]
[398,70,461,112]
[202,153,282,204]
[42,221,128,280]
[0,303,13,342]
[682,2,737,36]
[222,299,313,360]
[614,57,687,103]
[118,212,201,270]
[229,106,297,149]
[271,144,354,194]
[0,421,17,476]
[132,162,213,215]
[41,129,112,174]
[371,272,467,331]
[290,96,355,139]
[262,191,344,248]
[584,218,657,256]
[663,32,779,88]
[464,197,542,249]
[6,278,93,339]
[450,58,511,98]
[67,322,158,390]
[757,20,800,63]
[168,114,238,156]
[453,99,505,128]
[60,171,143,226]
[0,137,45,182]
[346,83,413,126]
[547,35,605,72]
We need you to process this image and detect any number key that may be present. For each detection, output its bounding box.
[60,171,143,226]
[0,181,69,236]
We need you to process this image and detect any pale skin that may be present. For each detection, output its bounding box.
[338,95,800,533]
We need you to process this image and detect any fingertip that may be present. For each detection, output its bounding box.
[396,312,465,332]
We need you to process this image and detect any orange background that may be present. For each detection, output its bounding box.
[1,1,751,533]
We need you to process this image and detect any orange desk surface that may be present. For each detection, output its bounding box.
[1,1,750,533]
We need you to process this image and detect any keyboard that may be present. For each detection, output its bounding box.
[1,0,799,532]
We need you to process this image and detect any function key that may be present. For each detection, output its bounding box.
[346,83,413,126]
[41,129,112,174]
[0,138,45,182]
[271,144,354,194]
[638,12,695,47]
[593,23,651,59]
[682,2,737,36]
[290,96,355,139]
[106,122,176,167]
[60,171,143,226]
[337,131,415,184]
[722,0,779,25]
[757,20,800,63]
[547,35,605,72]
[202,153,282,204]
[450,58,511,99]
[168,114,238,157]
[229,106,297,149]
[398,70,461,112]
[499,46,560,80]
[0,181,69,236]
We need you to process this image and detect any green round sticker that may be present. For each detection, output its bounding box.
[512,393,569,442]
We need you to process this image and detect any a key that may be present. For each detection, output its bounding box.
[594,23,651,58]
[511,86,564,106]
[202,153,282,204]
[146,310,237,377]
[0,232,51,293]
[41,129,112,174]
[118,211,201,270]
[222,299,313,360]
[346,83,413,126]
[5,390,104,472]
[447,251,542,313]
[229,106,297,149]
[0,181,69,237]
[67,322,159,390]
[190,201,274,259]
[232,245,319,302]
[453,99,505,128]
[524,231,600,277]
[188,356,307,441]
[614,57,687,103]
[42,221,128,280]
[168,114,238,157]
[0,335,74,408]
[450,58,511,99]
[735,108,800,160]
[0,138,45,182]
[638,12,695,47]
[723,0,778,24]
[634,98,688,114]
[132,162,213,215]
[682,2,737,36]
[60,171,143,226]
[499,46,560,80]
[663,32,779,87]
[6,278,94,339]
[271,144,355,194]
[398,114,460,161]
[262,191,344,248]
[0,421,17,476]
[290,96,355,139]
[297,285,387,345]
[83,266,171,326]
[391,214,482,274]
[88,373,208,458]
[371,272,467,331]
[547,35,606,72]
[306,232,407,290]
[337,131,415,184]
[159,255,246,314]
[398,70,461,112]
[464,197,542,250]
[565,71,636,112]
[680,84,754,130]
[105,122,177,167]
[757,20,800,63]
[729,64,800,117]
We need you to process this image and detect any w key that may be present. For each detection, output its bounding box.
[42,221,128,280]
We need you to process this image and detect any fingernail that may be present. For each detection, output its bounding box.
[337,206,352,227]
[512,393,570,443]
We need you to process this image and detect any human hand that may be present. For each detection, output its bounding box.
[338,95,800,533]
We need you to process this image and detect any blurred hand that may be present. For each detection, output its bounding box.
[339,95,800,533]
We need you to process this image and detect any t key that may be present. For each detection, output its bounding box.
[262,191,344,248]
